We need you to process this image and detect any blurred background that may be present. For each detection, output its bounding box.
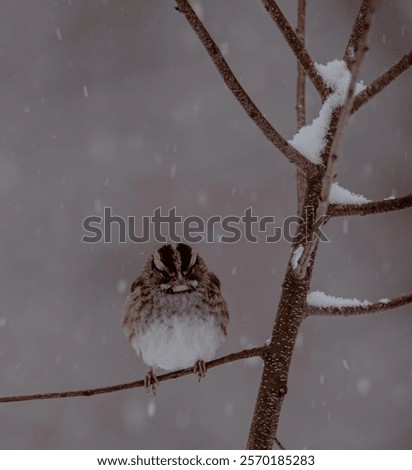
[0,0,411,449]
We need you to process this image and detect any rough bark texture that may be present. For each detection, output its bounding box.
[307,293,412,317]
[246,175,323,448]
[246,272,308,448]
[328,194,412,217]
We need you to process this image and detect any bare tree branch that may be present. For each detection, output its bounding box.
[307,293,412,317]
[295,0,307,215]
[261,0,329,99]
[328,193,412,217]
[0,346,265,404]
[295,0,306,130]
[175,0,319,177]
[352,50,412,114]
[344,0,373,65]
[247,2,380,450]
[294,0,378,280]
[173,0,405,451]
[246,267,310,449]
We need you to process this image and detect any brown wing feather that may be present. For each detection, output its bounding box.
[206,271,229,336]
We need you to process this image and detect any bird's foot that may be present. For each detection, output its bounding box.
[193,360,207,382]
[144,368,159,395]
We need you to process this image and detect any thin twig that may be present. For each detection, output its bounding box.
[352,50,412,114]
[0,346,266,404]
[175,0,319,177]
[296,0,306,130]
[261,0,329,99]
[344,0,373,65]
[328,193,412,217]
[295,0,307,215]
[295,0,378,279]
[307,293,412,317]
[274,436,286,450]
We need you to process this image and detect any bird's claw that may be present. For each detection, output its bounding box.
[194,360,207,382]
[144,369,159,395]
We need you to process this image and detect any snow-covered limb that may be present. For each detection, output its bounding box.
[175,0,319,177]
[0,346,266,404]
[352,50,412,114]
[328,193,412,217]
[329,182,369,204]
[261,0,329,99]
[294,2,377,280]
[289,61,365,164]
[306,292,412,317]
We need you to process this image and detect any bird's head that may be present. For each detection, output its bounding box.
[150,243,206,294]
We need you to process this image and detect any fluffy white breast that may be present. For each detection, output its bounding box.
[130,291,225,371]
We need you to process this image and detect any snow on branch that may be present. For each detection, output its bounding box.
[175,0,319,177]
[308,290,372,308]
[329,182,370,204]
[288,60,365,164]
[329,193,412,217]
[291,245,304,270]
[294,1,377,280]
[306,291,412,317]
[352,50,412,114]
[261,0,330,99]
[0,346,265,404]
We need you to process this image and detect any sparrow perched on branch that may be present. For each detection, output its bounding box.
[122,243,229,393]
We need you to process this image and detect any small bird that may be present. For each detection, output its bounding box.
[122,243,229,393]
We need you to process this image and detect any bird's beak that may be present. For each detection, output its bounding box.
[170,279,199,294]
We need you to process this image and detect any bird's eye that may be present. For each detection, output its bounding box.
[185,267,198,280]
